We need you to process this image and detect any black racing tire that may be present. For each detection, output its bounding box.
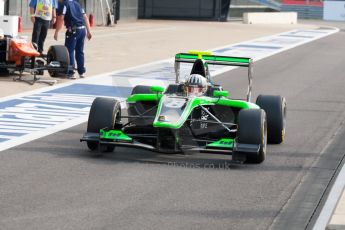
[165,84,179,94]
[128,85,156,126]
[235,109,267,164]
[0,68,9,75]
[256,95,286,144]
[86,97,121,155]
[47,45,70,77]
[131,85,152,95]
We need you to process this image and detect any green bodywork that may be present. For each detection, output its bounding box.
[127,93,259,129]
[100,129,132,142]
[207,138,234,149]
[213,90,229,98]
[150,85,165,93]
[127,94,162,103]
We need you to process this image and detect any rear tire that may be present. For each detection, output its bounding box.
[256,95,286,144]
[131,85,152,94]
[47,45,69,77]
[234,109,267,164]
[86,97,121,155]
[128,85,156,126]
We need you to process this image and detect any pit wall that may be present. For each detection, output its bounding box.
[243,12,297,24]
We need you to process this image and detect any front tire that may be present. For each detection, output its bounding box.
[234,109,267,164]
[256,95,286,144]
[86,97,121,155]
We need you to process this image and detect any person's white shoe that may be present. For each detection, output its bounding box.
[67,74,77,80]
[79,73,86,78]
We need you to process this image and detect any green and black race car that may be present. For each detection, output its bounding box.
[81,51,286,164]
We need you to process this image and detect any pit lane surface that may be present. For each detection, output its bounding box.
[1,28,345,230]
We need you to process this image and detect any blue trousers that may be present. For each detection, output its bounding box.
[65,28,86,75]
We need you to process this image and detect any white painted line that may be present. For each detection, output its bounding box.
[0,128,37,133]
[0,118,60,125]
[0,122,51,128]
[313,164,345,230]
[311,117,345,229]
[0,116,88,151]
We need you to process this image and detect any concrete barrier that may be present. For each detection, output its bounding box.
[243,12,298,24]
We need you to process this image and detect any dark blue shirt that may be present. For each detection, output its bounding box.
[58,0,85,28]
[56,1,64,16]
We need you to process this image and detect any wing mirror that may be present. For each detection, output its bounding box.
[213,90,229,98]
[150,85,165,94]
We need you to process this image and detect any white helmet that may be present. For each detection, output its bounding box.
[185,74,207,96]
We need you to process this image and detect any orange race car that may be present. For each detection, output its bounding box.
[0,35,70,85]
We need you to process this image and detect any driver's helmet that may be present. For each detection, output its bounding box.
[185,74,207,96]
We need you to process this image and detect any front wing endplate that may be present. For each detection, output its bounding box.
[100,129,132,142]
[207,138,234,149]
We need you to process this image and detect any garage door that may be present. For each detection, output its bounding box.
[151,0,215,18]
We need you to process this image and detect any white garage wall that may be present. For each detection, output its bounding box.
[323,1,345,21]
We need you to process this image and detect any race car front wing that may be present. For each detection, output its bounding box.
[80,129,261,156]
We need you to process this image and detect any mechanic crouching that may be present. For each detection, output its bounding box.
[54,0,92,79]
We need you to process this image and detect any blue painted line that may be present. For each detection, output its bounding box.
[112,74,174,81]
[0,98,86,110]
[0,84,131,112]
[0,123,49,128]
[0,132,25,137]
[0,99,25,109]
[293,30,329,34]
[234,44,282,50]
[20,99,89,107]
[20,97,90,108]
[116,63,192,79]
[1,115,59,124]
[48,84,132,97]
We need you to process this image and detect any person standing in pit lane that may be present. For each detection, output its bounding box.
[29,0,58,54]
[54,0,92,79]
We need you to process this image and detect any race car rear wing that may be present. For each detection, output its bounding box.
[174,51,253,102]
[175,52,251,67]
